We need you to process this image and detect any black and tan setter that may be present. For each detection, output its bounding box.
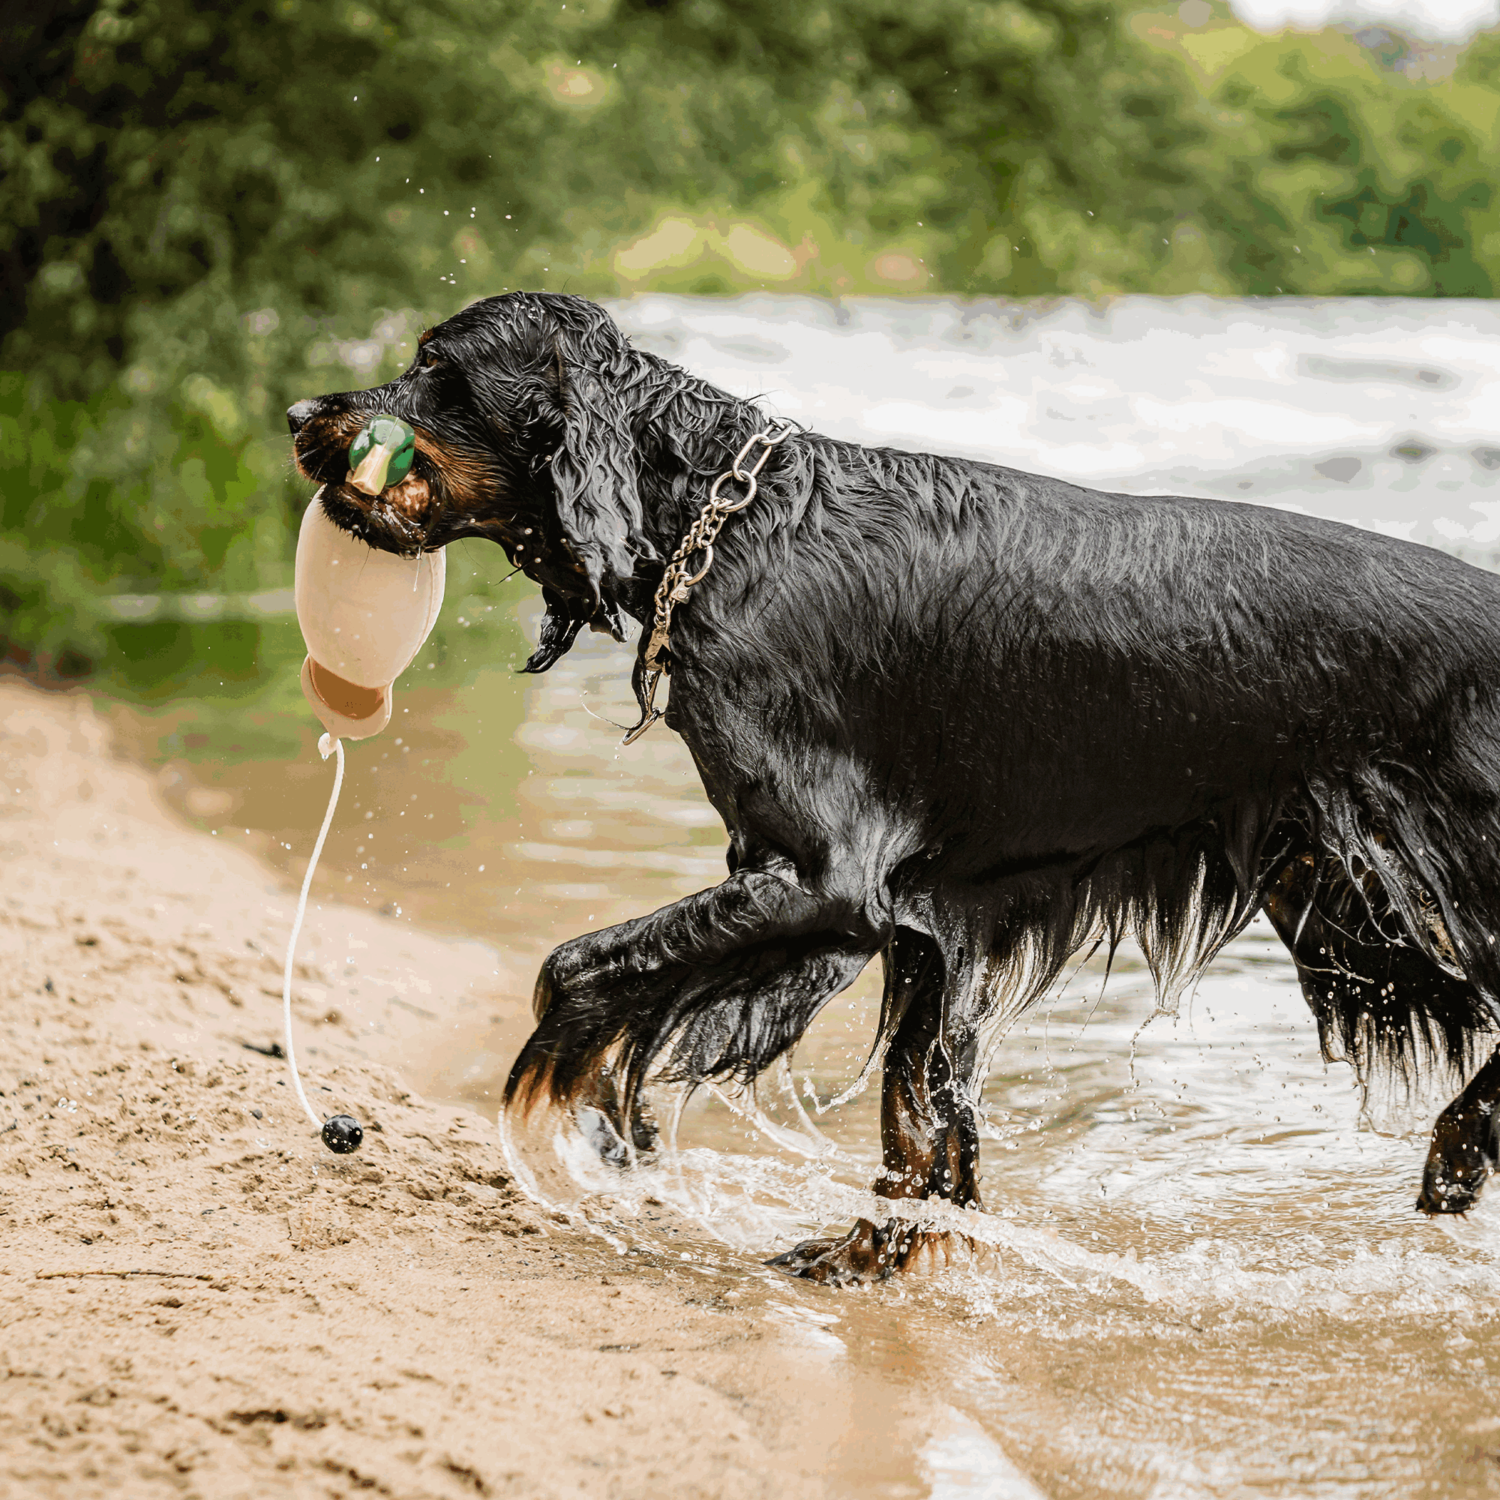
[290,291,1500,1282]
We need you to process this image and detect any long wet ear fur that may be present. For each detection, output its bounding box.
[521,586,627,674]
[544,297,656,606]
[522,587,590,675]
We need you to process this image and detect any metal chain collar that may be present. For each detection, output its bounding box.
[622,417,795,744]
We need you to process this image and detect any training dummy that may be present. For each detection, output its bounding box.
[284,416,444,1153]
[296,416,442,740]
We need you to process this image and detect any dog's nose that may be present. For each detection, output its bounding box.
[286,399,319,436]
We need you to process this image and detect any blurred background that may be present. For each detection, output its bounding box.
[7,0,1500,915]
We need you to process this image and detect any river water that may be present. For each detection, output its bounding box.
[126,297,1500,1496]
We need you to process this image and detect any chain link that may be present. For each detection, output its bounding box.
[622,417,795,744]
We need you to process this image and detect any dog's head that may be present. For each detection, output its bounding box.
[288,292,663,663]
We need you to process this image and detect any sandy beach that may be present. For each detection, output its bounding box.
[0,680,962,1500]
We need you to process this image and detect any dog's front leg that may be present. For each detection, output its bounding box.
[504,869,883,1153]
[771,929,986,1284]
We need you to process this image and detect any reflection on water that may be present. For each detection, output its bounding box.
[115,296,1500,1497]
[922,1416,1048,1500]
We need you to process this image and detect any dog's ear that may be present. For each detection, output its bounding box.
[521,587,590,674]
[545,301,654,604]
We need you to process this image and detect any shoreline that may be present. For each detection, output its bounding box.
[0,680,957,1499]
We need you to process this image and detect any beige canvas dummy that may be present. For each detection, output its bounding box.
[280,489,445,1156]
[294,491,446,741]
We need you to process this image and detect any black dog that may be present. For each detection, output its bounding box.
[291,291,1500,1281]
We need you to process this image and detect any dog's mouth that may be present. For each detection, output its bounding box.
[292,418,420,554]
[289,407,597,607]
[292,416,489,559]
[313,476,437,557]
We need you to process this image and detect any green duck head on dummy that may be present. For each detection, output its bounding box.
[346,415,416,496]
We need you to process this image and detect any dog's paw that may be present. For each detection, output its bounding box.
[573,1069,659,1167]
[768,1219,976,1284]
[768,1229,885,1285]
[1417,1102,1498,1215]
[1418,1161,1483,1215]
[576,1104,634,1169]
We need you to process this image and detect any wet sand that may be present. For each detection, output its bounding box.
[0,680,986,1500]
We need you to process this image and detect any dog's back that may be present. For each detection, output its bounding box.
[686,437,1500,857]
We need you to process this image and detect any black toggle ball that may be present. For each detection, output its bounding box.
[321,1114,363,1154]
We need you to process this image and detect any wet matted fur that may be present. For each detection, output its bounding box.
[291,291,1500,1280]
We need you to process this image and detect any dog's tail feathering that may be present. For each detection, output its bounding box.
[1282,764,1500,1101]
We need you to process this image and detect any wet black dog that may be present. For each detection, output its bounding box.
[291,291,1500,1281]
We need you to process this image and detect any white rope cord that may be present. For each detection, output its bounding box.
[282,732,345,1130]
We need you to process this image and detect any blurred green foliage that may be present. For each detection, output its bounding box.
[3,0,1499,685]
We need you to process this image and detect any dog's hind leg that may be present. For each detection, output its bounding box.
[770,929,985,1284]
[1261,834,1497,1213]
[1419,1046,1500,1213]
